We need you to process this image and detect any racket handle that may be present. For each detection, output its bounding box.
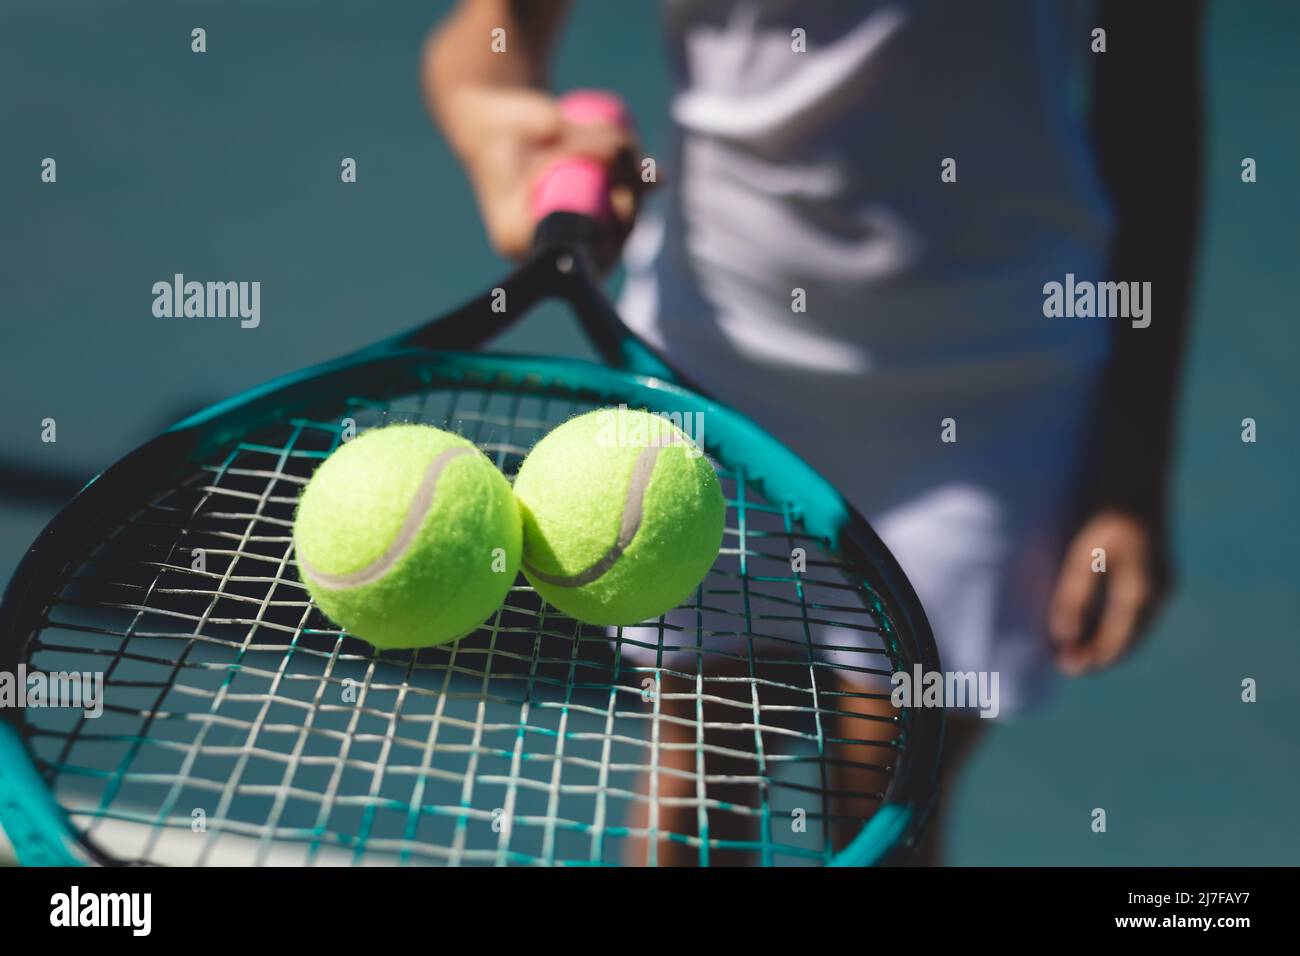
[529,90,630,224]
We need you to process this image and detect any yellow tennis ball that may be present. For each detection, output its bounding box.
[293,424,521,649]
[512,407,724,626]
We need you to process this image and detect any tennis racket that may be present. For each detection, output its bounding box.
[0,91,942,867]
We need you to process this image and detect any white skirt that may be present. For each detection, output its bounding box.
[612,203,1113,717]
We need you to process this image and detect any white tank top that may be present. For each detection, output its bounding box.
[621,0,1114,378]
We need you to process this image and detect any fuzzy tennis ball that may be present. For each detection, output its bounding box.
[512,406,725,626]
[293,424,521,649]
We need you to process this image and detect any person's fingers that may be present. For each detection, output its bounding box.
[1054,627,1095,676]
[480,206,534,260]
[525,120,647,264]
[507,93,565,141]
[538,123,646,201]
[1051,512,1161,677]
[1049,532,1101,648]
[461,86,564,141]
[1080,560,1152,673]
[613,182,644,243]
[469,96,649,260]
[555,118,633,161]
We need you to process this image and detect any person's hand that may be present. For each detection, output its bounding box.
[439,86,643,260]
[1048,510,1169,676]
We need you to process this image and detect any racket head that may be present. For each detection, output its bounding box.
[0,330,941,867]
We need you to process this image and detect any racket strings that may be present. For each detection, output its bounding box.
[23,382,906,865]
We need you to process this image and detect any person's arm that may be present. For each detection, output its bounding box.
[422,0,639,259]
[1050,0,1204,674]
[425,0,567,135]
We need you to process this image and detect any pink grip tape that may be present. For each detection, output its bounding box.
[529,90,629,224]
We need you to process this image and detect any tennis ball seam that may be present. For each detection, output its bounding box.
[521,437,685,589]
[298,444,474,590]
[514,407,724,627]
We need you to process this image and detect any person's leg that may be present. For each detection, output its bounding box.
[823,681,902,853]
[908,714,988,866]
[623,671,760,866]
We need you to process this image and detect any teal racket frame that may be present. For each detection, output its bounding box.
[1,235,943,867]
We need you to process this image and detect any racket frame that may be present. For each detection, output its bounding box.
[0,230,943,867]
